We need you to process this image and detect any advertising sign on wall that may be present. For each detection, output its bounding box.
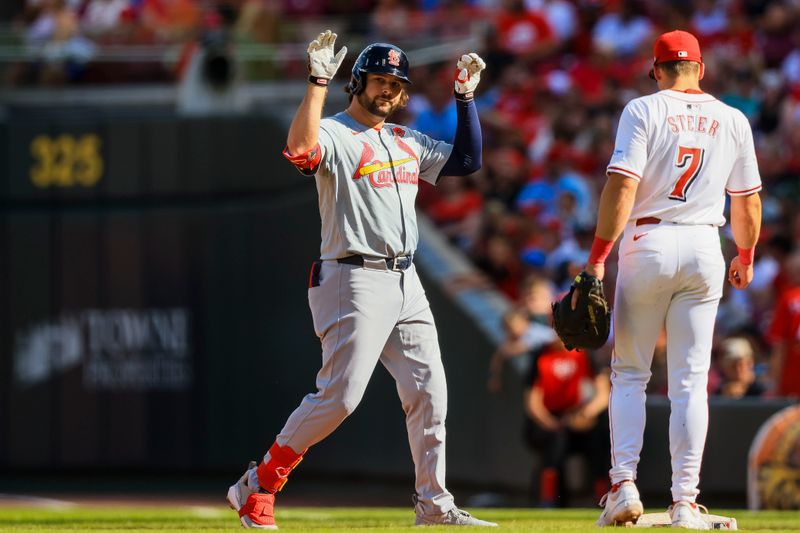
[14,308,192,391]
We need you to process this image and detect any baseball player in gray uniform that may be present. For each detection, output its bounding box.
[226,30,494,529]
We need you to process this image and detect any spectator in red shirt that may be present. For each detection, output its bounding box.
[492,0,557,63]
[523,337,610,507]
[140,0,200,42]
[767,251,800,397]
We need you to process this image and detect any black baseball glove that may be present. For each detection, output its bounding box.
[552,271,611,351]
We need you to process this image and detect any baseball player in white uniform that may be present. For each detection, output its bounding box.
[584,30,762,528]
[225,31,496,529]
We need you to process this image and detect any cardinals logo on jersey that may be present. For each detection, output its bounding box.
[351,141,418,188]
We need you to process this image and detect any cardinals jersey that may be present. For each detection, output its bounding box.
[607,89,762,226]
[305,112,452,260]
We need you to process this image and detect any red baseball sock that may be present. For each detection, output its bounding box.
[256,442,307,493]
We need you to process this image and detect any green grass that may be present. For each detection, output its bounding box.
[0,506,798,532]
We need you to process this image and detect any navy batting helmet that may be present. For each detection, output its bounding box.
[346,43,411,95]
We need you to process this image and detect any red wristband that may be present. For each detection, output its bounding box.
[737,246,755,266]
[588,236,614,265]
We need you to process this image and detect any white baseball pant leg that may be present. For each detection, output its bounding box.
[273,260,454,514]
[664,226,724,503]
[380,264,454,516]
[609,223,724,503]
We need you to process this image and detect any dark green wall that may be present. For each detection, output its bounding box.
[0,109,793,502]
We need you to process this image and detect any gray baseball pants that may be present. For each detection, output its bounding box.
[274,257,454,515]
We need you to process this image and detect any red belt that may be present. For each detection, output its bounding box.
[635,217,662,226]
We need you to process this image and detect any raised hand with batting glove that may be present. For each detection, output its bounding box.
[454,53,485,100]
[307,30,347,87]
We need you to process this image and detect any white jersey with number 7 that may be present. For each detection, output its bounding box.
[607,89,762,223]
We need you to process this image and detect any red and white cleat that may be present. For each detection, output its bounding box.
[596,480,644,526]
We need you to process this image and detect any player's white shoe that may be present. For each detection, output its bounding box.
[669,501,711,530]
[414,508,498,527]
[413,494,497,527]
[596,480,644,526]
[227,461,278,530]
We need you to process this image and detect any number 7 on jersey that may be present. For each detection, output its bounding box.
[669,146,704,202]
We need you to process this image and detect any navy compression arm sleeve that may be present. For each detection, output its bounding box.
[439,97,482,177]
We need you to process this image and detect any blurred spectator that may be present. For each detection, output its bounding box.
[424,0,481,40]
[81,0,130,38]
[474,232,524,300]
[487,277,556,393]
[425,176,484,251]
[282,0,325,17]
[515,154,594,225]
[481,61,546,146]
[410,71,458,141]
[754,1,796,69]
[140,0,201,43]
[749,233,793,327]
[753,70,784,134]
[720,66,761,120]
[554,190,592,236]
[762,234,795,297]
[487,308,533,393]
[519,274,555,325]
[690,0,728,42]
[714,337,766,398]
[545,225,591,286]
[23,0,96,84]
[491,0,557,63]
[591,0,653,58]
[369,0,419,42]
[766,252,800,397]
[523,336,610,507]
[525,0,578,43]
[780,32,800,88]
[561,49,619,106]
[235,0,281,44]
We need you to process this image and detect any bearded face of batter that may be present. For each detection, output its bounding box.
[354,73,407,119]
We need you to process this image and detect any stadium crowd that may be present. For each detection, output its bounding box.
[6,0,800,401]
[402,0,800,403]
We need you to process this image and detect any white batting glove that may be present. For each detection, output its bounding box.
[307,30,347,86]
[454,52,485,100]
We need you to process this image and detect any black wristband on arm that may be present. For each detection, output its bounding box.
[454,89,474,102]
[308,75,330,87]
